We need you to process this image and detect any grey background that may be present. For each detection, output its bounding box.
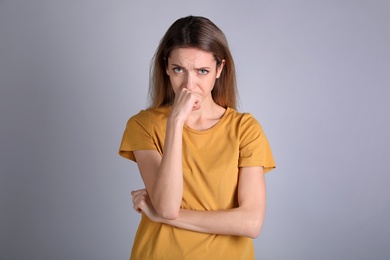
[1,0,389,259]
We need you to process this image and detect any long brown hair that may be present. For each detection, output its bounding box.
[148,15,238,109]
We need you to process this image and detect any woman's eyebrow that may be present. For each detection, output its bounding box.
[170,63,212,70]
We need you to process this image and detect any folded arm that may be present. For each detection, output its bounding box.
[132,163,266,239]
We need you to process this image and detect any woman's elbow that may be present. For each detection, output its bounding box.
[245,216,264,239]
[247,224,262,239]
[156,207,180,220]
[151,196,181,220]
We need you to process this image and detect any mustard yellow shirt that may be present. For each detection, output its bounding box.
[119,106,275,260]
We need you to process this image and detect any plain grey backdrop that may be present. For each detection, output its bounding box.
[1,0,389,259]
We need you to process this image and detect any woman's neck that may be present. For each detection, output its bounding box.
[185,100,226,131]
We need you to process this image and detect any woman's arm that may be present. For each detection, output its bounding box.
[132,166,266,239]
[134,124,182,220]
[134,88,202,219]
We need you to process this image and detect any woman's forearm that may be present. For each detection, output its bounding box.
[157,167,266,238]
[150,117,184,219]
[161,206,264,239]
[134,166,266,238]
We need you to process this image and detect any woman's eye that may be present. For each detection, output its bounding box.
[173,67,183,73]
[199,69,209,75]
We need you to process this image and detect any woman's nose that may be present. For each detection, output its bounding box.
[184,74,195,90]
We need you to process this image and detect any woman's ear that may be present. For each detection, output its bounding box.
[165,57,170,75]
[216,59,226,79]
[166,64,170,76]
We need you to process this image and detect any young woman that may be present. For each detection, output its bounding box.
[119,15,275,259]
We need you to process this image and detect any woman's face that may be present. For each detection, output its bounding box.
[166,47,224,103]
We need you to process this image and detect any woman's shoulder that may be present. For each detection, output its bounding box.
[124,106,171,133]
[224,107,264,134]
[130,106,171,121]
[226,107,259,123]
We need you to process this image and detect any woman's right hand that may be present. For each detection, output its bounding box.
[131,188,162,222]
[169,88,202,124]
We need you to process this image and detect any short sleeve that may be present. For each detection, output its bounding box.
[238,113,276,173]
[118,110,157,162]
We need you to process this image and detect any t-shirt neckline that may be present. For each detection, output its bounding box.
[183,107,231,135]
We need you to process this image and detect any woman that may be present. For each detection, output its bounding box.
[119,15,275,259]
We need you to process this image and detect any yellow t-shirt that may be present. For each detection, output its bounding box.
[119,106,275,260]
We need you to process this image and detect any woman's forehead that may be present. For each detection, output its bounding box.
[168,47,216,66]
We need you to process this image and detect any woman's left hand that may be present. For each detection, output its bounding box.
[131,188,161,222]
